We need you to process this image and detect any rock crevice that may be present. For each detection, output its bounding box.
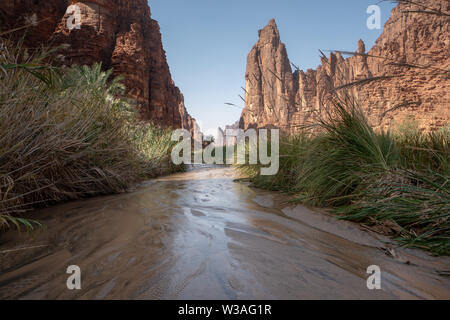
[240,0,449,132]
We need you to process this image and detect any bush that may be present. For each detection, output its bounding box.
[0,39,178,231]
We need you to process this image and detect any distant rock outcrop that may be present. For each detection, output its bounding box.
[216,121,240,147]
[0,0,198,134]
[240,0,449,132]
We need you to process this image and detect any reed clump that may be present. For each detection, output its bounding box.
[0,39,179,231]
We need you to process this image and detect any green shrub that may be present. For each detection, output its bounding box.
[0,39,178,231]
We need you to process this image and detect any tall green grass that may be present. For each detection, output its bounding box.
[0,39,179,231]
[240,98,449,255]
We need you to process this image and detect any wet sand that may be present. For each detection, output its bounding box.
[0,167,449,299]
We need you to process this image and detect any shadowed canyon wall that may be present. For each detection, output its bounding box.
[240,0,449,133]
[0,0,200,135]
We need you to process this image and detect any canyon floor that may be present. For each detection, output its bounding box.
[0,167,449,300]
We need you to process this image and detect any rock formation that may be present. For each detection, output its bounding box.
[0,0,198,133]
[240,0,449,132]
[216,121,240,147]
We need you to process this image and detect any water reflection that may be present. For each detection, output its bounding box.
[0,167,449,299]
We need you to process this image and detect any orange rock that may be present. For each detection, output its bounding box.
[0,0,198,132]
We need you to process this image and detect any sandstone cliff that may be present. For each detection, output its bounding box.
[240,0,449,132]
[0,0,198,134]
[216,121,240,147]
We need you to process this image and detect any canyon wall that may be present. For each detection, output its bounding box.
[0,0,199,135]
[240,0,449,133]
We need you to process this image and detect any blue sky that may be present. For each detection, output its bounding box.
[149,0,397,136]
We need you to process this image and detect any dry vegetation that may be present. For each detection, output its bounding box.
[0,38,180,231]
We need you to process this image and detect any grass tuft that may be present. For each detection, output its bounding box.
[0,38,179,231]
[240,97,449,255]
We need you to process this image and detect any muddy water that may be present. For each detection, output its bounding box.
[0,167,449,300]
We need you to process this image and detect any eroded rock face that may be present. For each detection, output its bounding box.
[242,19,295,130]
[240,0,449,132]
[0,0,197,131]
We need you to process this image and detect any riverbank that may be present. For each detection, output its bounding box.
[1,167,449,299]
